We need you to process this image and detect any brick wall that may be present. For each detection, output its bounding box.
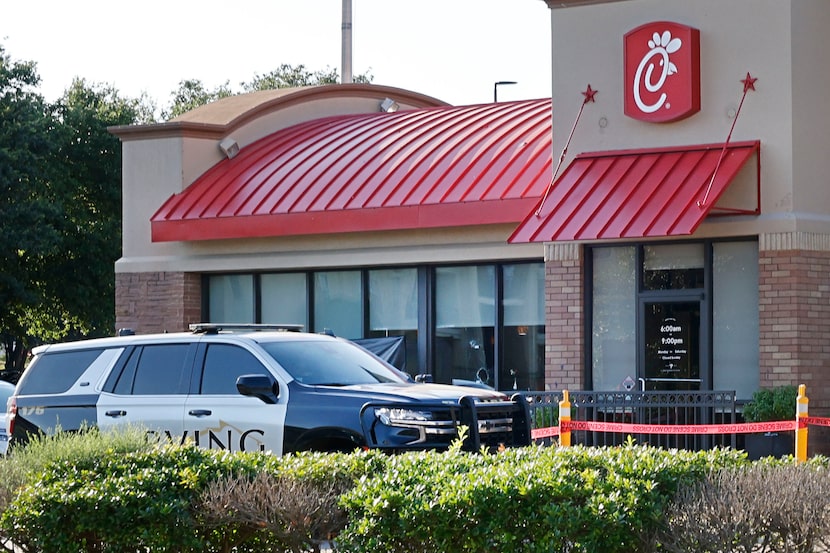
[759,233,830,455]
[115,272,202,334]
[544,243,584,392]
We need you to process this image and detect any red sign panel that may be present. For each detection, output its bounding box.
[624,21,700,123]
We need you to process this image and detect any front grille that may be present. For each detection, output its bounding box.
[462,396,530,450]
[359,394,532,452]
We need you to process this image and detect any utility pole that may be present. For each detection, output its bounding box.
[342,0,353,83]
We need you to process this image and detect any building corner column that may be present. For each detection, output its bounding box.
[115,271,202,335]
[758,232,830,455]
[544,242,585,392]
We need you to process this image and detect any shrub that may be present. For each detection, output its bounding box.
[337,443,748,553]
[195,450,387,553]
[0,440,386,553]
[743,385,798,422]
[658,458,830,553]
[198,471,347,553]
[0,425,154,515]
[1,445,250,552]
[14,427,816,553]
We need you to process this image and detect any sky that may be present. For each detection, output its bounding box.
[1,0,552,109]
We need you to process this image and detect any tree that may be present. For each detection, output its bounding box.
[27,78,148,340]
[0,45,61,379]
[243,64,373,91]
[0,57,149,378]
[164,65,373,120]
[163,78,234,119]
[242,63,340,91]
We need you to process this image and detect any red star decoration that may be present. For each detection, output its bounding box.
[741,72,758,93]
[581,84,598,104]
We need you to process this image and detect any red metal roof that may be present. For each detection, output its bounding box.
[151,99,552,242]
[508,141,760,243]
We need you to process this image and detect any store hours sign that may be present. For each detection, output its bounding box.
[657,316,688,375]
[624,21,700,123]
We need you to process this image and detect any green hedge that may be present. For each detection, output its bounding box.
[0,441,384,553]
[0,431,754,553]
[337,443,748,553]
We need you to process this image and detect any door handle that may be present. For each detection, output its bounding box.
[105,410,127,417]
[188,409,212,417]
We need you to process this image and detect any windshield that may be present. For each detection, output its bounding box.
[260,340,408,386]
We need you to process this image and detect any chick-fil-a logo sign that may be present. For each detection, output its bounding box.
[624,21,700,123]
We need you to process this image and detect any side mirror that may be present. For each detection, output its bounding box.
[236,374,279,404]
[414,373,434,383]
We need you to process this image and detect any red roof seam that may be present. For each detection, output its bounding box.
[340,108,463,209]
[393,104,501,207]
[152,99,556,242]
[454,102,551,203]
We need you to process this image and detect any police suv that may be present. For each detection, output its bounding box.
[6,324,531,454]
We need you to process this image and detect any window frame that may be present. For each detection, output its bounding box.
[203,260,545,390]
[585,237,759,396]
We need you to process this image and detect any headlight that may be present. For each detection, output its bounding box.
[374,407,433,426]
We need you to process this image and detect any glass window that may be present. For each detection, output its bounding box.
[713,241,759,399]
[502,263,545,391]
[208,275,254,323]
[313,271,363,339]
[434,265,495,387]
[111,348,138,395]
[643,243,704,290]
[200,344,271,395]
[368,268,418,374]
[130,344,191,395]
[592,247,637,390]
[261,273,308,329]
[261,340,407,385]
[18,349,107,395]
[369,268,417,330]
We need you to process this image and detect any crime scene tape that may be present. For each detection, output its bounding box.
[800,416,830,428]
[531,426,561,439]
[530,419,799,441]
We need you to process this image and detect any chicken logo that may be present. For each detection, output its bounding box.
[624,21,700,123]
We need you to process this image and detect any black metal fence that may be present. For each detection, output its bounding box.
[518,390,739,451]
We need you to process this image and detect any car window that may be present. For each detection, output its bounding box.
[16,349,106,395]
[0,382,14,406]
[260,340,406,385]
[199,344,271,395]
[110,344,191,395]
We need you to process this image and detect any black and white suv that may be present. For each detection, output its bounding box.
[6,324,530,454]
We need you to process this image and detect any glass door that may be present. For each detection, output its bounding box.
[641,300,701,391]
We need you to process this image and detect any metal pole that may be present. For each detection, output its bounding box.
[341,0,353,84]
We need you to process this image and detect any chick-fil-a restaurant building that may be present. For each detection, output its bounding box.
[112,0,830,451]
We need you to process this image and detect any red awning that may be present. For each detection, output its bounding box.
[151,99,552,242]
[509,141,760,243]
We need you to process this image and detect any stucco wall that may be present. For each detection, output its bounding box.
[547,0,830,242]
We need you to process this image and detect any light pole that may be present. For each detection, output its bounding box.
[493,80,517,102]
